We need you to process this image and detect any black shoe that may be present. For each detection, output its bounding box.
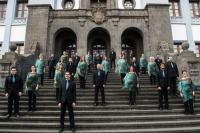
[15,113,20,118]
[94,103,98,106]
[159,107,163,110]
[70,127,76,133]
[27,108,32,112]
[101,102,106,106]
[5,114,11,119]
[32,108,37,112]
[59,128,64,133]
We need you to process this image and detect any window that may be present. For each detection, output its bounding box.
[173,42,183,54]
[196,43,200,57]
[190,1,200,17]
[123,0,135,9]
[0,3,7,19]
[16,2,28,18]
[91,0,107,8]
[15,43,24,55]
[63,0,74,9]
[169,0,181,17]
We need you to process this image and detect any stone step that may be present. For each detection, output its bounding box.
[0,120,200,129]
[1,114,200,123]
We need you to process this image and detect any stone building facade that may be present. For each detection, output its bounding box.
[25,0,173,60]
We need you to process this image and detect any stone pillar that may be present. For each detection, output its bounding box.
[175,42,200,86]
[180,0,195,52]
[77,27,87,56]
[25,4,51,56]
[81,0,90,9]
[2,0,17,54]
[110,30,121,58]
[147,4,173,57]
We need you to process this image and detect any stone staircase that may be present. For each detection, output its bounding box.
[0,71,200,133]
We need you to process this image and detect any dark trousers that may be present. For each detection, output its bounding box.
[129,90,136,105]
[56,88,59,101]
[158,87,168,109]
[60,101,75,129]
[120,73,126,85]
[110,59,115,69]
[28,91,36,110]
[8,92,20,115]
[169,77,177,95]
[184,99,194,114]
[79,75,85,89]
[95,86,105,104]
[38,74,44,85]
[105,73,108,84]
[48,67,55,79]
[88,64,91,73]
[150,74,156,85]
[141,67,146,74]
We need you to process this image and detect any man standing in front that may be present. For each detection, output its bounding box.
[58,72,76,133]
[4,67,23,118]
[109,48,116,69]
[165,56,179,96]
[93,64,106,106]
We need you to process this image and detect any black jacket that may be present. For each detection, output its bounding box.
[110,51,116,60]
[93,70,106,86]
[66,62,76,75]
[155,58,163,69]
[5,74,23,94]
[165,61,179,78]
[58,79,76,103]
[157,70,170,88]
[130,61,140,74]
[73,56,80,68]
[48,57,56,68]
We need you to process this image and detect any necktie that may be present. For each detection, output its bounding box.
[163,71,165,78]
[171,62,174,68]
[12,76,15,83]
[66,80,69,90]
[98,71,100,76]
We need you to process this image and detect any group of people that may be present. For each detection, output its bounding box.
[3,49,197,133]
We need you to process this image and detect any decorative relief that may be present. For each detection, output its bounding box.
[170,17,184,24]
[90,7,107,25]
[13,18,27,25]
[192,17,200,24]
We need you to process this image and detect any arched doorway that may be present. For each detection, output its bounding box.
[87,27,111,57]
[54,28,77,59]
[121,27,143,62]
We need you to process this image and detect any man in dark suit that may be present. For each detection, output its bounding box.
[66,58,76,80]
[93,64,106,106]
[165,56,179,96]
[155,54,163,70]
[73,53,80,69]
[157,64,170,110]
[48,54,56,79]
[109,48,116,69]
[4,67,23,118]
[58,72,76,133]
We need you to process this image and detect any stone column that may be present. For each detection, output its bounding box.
[2,0,17,54]
[147,4,173,57]
[25,4,51,56]
[77,27,87,56]
[180,0,196,52]
[110,29,121,58]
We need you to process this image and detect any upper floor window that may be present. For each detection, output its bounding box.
[16,2,28,18]
[173,42,183,54]
[91,0,106,8]
[63,0,74,9]
[190,1,200,17]
[123,0,135,9]
[0,3,7,19]
[169,0,181,17]
[196,43,200,57]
